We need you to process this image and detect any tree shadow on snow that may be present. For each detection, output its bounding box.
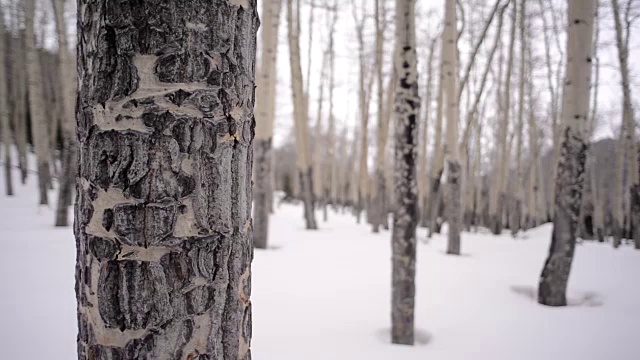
[375,328,432,346]
[510,285,604,307]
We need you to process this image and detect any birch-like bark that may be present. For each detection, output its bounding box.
[525,45,540,229]
[372,0,389,232]
[442,0,462,254]
[589,2,604,242]
[288,0,318,229]
[75,1,258,356]
[0,6,13,196]
[391,0,419,345]
[25,0,51,205]
[254,0,283,249]
[511,0,526,236]
[612,0,639,249]
[427,46,445,237]
[419,37,437,227]
[52,0,77,226]
[489,0,516,234]
[538,0,595,306]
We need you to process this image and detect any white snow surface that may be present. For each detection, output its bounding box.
[0,167,639,359]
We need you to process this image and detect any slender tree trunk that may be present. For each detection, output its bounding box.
[313,51,327,208]
[489,0,516,234]
[442,0,462,254]
[25,0,51,205]
[419,38,437,228]
[326,2,339,213]
[0,7,13,196]
[510,0,526,236]
[52,0,77,226]
[372,0,389,233]
[589,3,604,242]
[538,0,595,306]
[611,0,639,249]
[10,31,28,184]
[427,50,445,237]
[288,0,318,230]
[75,1,258,357]
[254,0,283,249]
[392,0,419,345]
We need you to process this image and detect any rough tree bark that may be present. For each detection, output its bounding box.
[75,0,258,357]
[25,0,52,205]
[288,0,318,230]
[391,0,420,345]
[53,0,78,226]
[0,6,13,196]
[442,0,462,255]
[538,0,595,306]
[254,0,282,249]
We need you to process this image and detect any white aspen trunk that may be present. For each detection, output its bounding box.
[327,2,338,211]
[391,0,419,345]
[538,0,595,306]
[611,0,640,249]
[288,0,318,230]
[511,0,526,236]
[442,0,462,254]
[52,0,77,226]
[25,0,52,205]
[0,5,13,196]
[254,0,283,249]
[526,48,540,229]
[426,47,445,237]
[589,3,604,242]
[313,51,327,205]
[372,0,389,232]
[489,0,516,234]
[419,37,438,227]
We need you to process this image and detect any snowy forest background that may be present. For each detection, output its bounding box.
[0,0,639,359]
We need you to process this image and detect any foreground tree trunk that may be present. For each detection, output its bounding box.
[25,0,51,205]
[0,6,13,196]
[539,0,595,306]
[75,1,258,357]
[53,0,77,226]
[288,0,318,230]
[391,0,419,345]
[254,0,283,249]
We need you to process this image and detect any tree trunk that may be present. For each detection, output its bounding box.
[538,0,594,306]
[391,0,419,346]
[611,0,639,250]
[52,0,77,226]
[427,48,445,237]
[25,0,51,205]
[443,0,462,255]
[489,0,516,235]
[75,1,258,357]
[511,0,526,237]
[288,0,318,230]
[254,0,283,249]
[0,6,13,196]
[10,31,28,184]
[419,37,437,228]
[326,2,338,214]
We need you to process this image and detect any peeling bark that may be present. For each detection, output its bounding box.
[391,0,419,345]
[75,1,259,357]
[538,0,594,306]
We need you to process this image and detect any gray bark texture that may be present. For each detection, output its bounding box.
[538,0,594,307]
[10,32,28,184]
[74,1,259,358]
[391,0,419,346]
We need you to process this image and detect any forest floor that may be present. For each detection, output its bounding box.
[0,165,639,359]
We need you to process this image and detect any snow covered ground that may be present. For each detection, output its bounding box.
[0,166,639,359]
